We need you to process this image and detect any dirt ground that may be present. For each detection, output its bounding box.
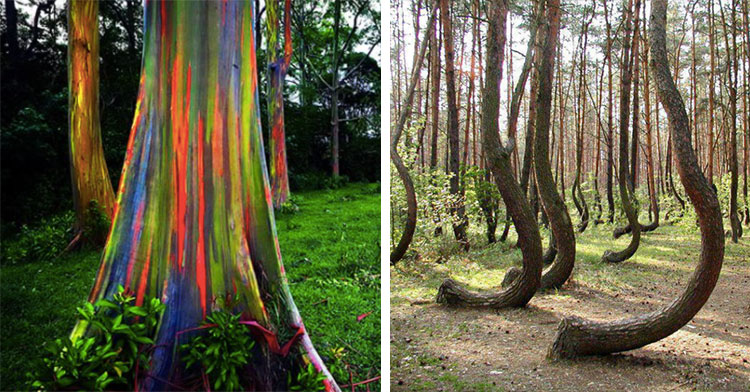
[391,226,750,391]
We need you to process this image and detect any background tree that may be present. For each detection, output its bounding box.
[266,0,293,207]
[440,0,468,248]
[67,0,115,246]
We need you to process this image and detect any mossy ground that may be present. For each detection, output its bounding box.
[392,221,750,391]
[1,182,381,391]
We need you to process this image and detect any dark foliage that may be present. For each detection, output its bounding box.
[1,0,380,232]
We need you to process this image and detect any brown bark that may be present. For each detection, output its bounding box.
[603,0,641,264]
[708,0,716,184]
[604,0,616,223]
[572,8,593,233]
[719,2,742,242]
[532,0,574,290]
[437,0,542,308]
[390,3,438,264]
[440,0,468,248]
[641,16,659,232]
[68,0,115,244]
[548,0,724,358]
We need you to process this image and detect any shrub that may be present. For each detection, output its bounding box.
[179,310,255,391]
[1,211,73,265]
[28,286,165,391]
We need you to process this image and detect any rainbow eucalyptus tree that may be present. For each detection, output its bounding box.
[69,1,338,390]
[266,0,292,208]
[68,0,115,244]
[547,0,724,358]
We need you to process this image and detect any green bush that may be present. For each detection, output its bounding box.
[28,286,165,391]
[289,363,327,391]
[179,310,255,391]
[1,211,73,265]
[290,172,350,191]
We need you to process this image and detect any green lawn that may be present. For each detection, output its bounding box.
[0,182,381,391]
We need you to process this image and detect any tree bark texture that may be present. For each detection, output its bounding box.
[548,0,724,359]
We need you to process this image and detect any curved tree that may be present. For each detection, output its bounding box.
[68,0,115,245]
[531,0,574,290]
[436,0,542,308]
[571,6,593,233]
[547,0,724,358]
[391,3,438,264]
[69,2,338,390]
[266,0,293,208]
[603,0,641,263]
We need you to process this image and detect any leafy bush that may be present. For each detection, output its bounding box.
[28,285,165,391]
[83,200,112,245]
[179,310,255,391]
[278,195,303,215]
[289,363,327,391]
[1,211,73,265]
[290,171,350,191]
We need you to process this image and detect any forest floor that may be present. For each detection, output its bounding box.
[391,222,750,392]
[0,182,381,391]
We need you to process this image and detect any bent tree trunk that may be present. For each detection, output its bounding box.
[547,0,724,358]
[70,2,338,390]
[68,0,115,244]
[603,0,641,263]
[266,0,293,208]
[437,0,542,308]
[391,3,438,264]
[532,0,574,290]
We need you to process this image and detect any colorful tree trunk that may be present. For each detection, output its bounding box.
[266,0,293,208]
[68,0,115,242]
[69,2,337,390]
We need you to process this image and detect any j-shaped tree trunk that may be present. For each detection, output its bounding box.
[571,7,592,233]
[531,0,574,290]
[266,0,292,208]
[603,0,641,263]
[391,2,438,265]
[69,2,338,390]
[68,0,115,245]
[548,0,724,359]
[437,0,542,308]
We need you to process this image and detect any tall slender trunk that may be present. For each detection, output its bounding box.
[603,0,641,263]
[391,4,438,264]
[266,0,293,208]
[68,0,115,245]
[641,14,659,232]
[330,0,342,176]
[572,8,593,233]
[440,0,468,247]
[720,1,742,241]
[549,0,724,358]
[708,0,716,184]
[604,0,615,222]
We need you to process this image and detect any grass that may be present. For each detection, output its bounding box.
[0,182,381,391]
[392,216,747,304]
